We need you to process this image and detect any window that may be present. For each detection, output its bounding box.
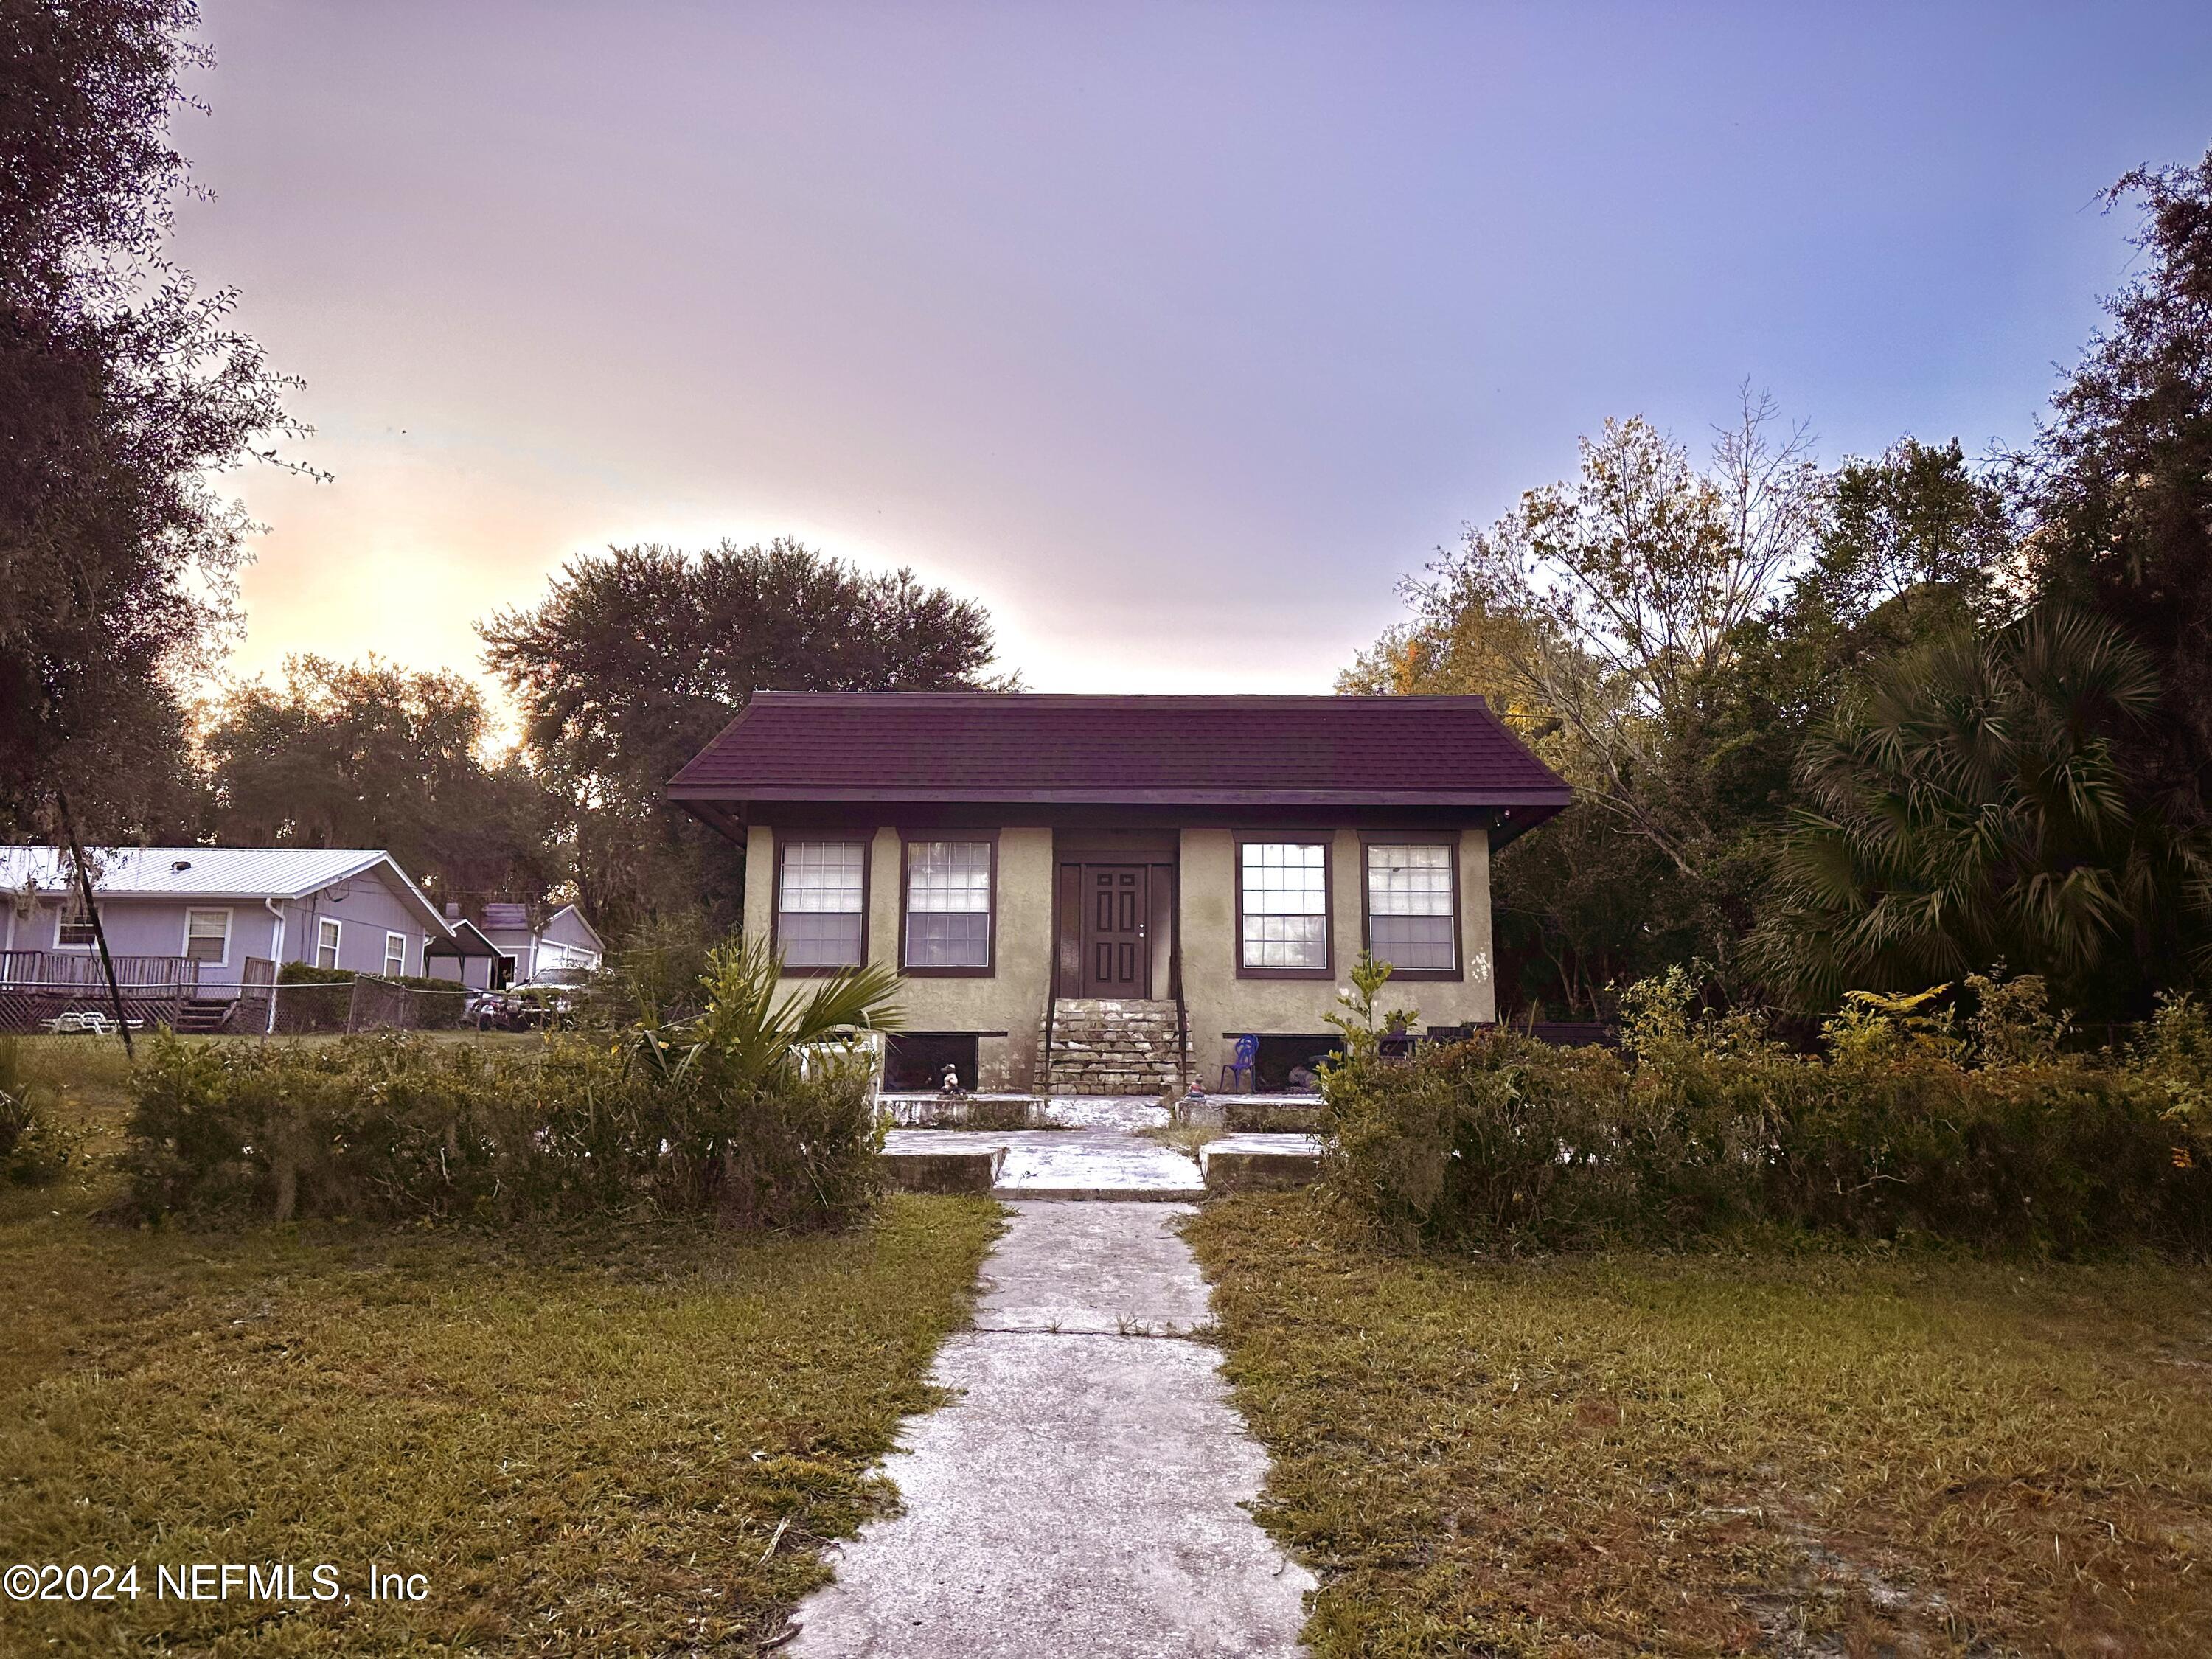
[316,917,341,970]
[776,840,867,968]
[1365,842,1457,973]
[903,840,992,970]
[1238,840,1330,974]
[57,893,97,949]
[184,908,232,965]
[384,932,408,978]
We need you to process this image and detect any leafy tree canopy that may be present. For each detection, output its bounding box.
[200,655,561,910]
[2021,146,2212,823]
[480,537,1006,933]
[0,0,299,839]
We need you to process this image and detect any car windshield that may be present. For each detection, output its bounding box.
[532,967,590,987]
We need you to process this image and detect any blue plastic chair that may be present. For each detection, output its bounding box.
[1218,1032,1259,1092]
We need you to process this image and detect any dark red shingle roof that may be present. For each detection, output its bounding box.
[667,692,1570,810]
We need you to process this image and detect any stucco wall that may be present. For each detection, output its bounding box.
[753,824,1055,1090]
[1177,826,1495,1084]
[747,818,1498,1091]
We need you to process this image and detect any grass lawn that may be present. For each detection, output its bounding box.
[0,1040,1001,1655]
[1187,1194,2212,1657]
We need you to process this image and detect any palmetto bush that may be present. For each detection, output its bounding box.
[1759,608,2212,1015]
[122,939,902,1228]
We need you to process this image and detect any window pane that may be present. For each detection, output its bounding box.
[58,902,97,947]
[1366,844,1455,970]
[904,841,990,967]
[1370,914,1455,970]
[906,841,990,912]
[778,841,866,967]
[184,910,227,962]
[907,911,990,968]
[779,911,865,967]
[384,936,406,975]
[779,842,865,912]
[317,919,341,970]
[1366,845,1452,915]
[1239,842,1329,969]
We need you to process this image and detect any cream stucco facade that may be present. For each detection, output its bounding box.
[745,819,1496,1091]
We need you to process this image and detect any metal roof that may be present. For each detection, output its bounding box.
[667,692,1573,812]
[0,846,451,932]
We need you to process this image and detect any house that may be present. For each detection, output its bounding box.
[667,692,1570,1093]
[0,846,453,1032]
[476,902,605,983]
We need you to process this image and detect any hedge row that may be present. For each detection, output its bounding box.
[1321,974,2212,1256]
[122,1031,880,1228]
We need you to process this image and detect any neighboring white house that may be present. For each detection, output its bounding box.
[477,902,605,983]
[0,846,451,984]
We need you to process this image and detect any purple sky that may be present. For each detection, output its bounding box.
[173,1,2212,706]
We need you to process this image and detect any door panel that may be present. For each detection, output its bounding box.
[1079,865,1148,997]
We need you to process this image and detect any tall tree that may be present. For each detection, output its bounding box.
[479,538,1006,932]
[0,0,299,840]
[1347,423,2014,1015]
[201,655,560,909]
[2020,147,2212,832]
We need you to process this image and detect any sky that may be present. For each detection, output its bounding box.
[170,1,2212,711]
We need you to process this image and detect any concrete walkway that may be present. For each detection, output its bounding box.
[786,1199,1315,1658]
[883,1128,1210,1200]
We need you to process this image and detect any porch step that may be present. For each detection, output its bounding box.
[1041,998,1189,1096]
[170,997,234,1034]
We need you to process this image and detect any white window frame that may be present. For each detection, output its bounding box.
[55,892,99,951]
[181,906,234,968]
[315,917,342,970]
[383,931,408,979]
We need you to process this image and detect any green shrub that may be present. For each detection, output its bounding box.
[121,939,901,1229]
[0,1038,79,1186]
[1322,966,2212,1256]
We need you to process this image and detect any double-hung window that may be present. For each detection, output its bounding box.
[903,840,992,970]
[384,932,408,978]
[316,917,342,970]
[1238,839,1330,974]
[777,840,867,968]
[184,908,231,965]
[57,894,97,949]
[1364,841,1457,973]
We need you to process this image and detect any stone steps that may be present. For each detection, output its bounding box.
[1040,997,1189,1096]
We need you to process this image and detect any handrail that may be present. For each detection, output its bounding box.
[0,950,201,991]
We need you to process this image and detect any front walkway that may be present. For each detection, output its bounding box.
[787,1116,1315,1657]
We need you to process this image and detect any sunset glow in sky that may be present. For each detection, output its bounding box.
[173,1,2212,708]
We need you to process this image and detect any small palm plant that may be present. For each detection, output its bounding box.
[629,937,904,1222]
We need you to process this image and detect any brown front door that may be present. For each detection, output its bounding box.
[1081,865,1149,997]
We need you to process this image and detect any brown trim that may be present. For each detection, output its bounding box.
[674,783,1569,806]
[770,830,872,978]
[1054,827,1180,863]
[1357,829,1464,982]
[1231,830,1337,981]
[1054,862,1083,998]
[897,830,998,978]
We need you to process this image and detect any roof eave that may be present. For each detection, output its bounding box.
[667,785,1574,808]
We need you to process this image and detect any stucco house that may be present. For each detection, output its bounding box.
[0,846,453,1030]
[667,693,1570,1093]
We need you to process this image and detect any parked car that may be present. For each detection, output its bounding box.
[470,965,596,1031]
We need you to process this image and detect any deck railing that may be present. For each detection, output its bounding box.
[0,950,201,992]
